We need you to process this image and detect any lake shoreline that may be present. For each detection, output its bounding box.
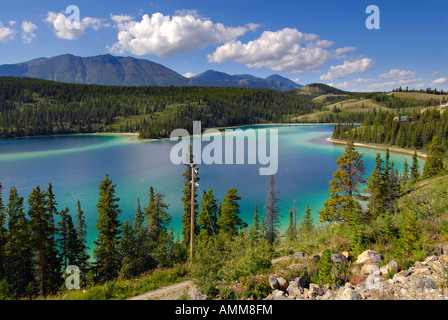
[326,137,428,159]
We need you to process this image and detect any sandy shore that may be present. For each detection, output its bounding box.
[326,137,427,159]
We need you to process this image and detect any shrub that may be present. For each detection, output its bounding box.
[239,276,270,300]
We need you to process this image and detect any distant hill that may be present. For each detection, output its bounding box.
[296,83,351,96]
[192,70,303,91]
[0,54,303,91]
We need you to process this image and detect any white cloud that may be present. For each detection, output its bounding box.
[9,20,17,26]
[208,28,341,73]
[378,69,416,80]
[21,21,37,43]
[331,78,378,89]
[45,12,107,40]
[108,11,256,57]
[431,71,441,78]
[320,57,374,80]
[431,78,447,85]
[183,72,195,78]
[290,77,301,83]
[0,21,15,42]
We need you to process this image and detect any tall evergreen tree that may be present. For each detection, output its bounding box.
[145,186,171,242]
[28,185,61,296]
[422,136,447,179]
[263,175,281,245]
[94,174,122,282]
[0,183,6,282]
[197,189,219,239]
[5,187,34,298]
[299,202,314,235]
[75,200,90,287]
[217,188,246,237]
[319,141,366,223]
[410,150,420,183]
[366,153,386,219]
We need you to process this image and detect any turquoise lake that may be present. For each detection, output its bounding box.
[0,125,423,248]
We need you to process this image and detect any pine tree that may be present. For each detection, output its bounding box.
[366,153,386,219]
[94,174,122,282]
[422,136,447,179]
[28,185,61,296]
[250,202,260,237]
[75,200,90,287]
[264,175,281,245]
[410,150,420,183]
[4,187,34,298]
[217,188,246,237]
[0,183,6,282]
[197,189,219,239]
[402,159,410,186]
[145,186,171,242]
[319,140,366,223]
[299,202,314,235]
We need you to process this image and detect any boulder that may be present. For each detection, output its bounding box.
[189,288,207,300]
[356,250,384,266]
[286,277,305,297]
[427,247,444,256]
[292,252,309,261]
[277,277,289,291]
[393,270,411,283]
[361,264,380,276]
[365,271,381,290]
[380,260,398,275]
[309,283,325,296]
[271,289,287,300]
[336,288,362,300]
[268,275,279,290]
[342,251,351,260]
[331,253,348,265]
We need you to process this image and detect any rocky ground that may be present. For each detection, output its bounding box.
[265,248,448,300]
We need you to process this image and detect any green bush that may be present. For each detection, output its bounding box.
[219,286,239,300]
[239,276,270,300]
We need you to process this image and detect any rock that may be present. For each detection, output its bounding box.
[412,267,432,276]
[331,253,348,265]
[380,260,398,275]
[425,255,438,263]
[362,264,380,276]
[277,277,289,291]
[356,250,384,266]
[311,254,321,262]
[342,251,351,260]
[365,271,381,290]
[268,275,279,290]
[427,247,444,256]
[336,288,362,300]
[309,283,324,296]
[292,252,309,260]
[189,288,207,300]
[286,277,305,297]
[271,289,287,300]
[393,270,411,283]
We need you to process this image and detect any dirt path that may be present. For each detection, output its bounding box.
[127,280,194,300]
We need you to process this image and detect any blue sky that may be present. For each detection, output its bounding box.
[0,0,447,91]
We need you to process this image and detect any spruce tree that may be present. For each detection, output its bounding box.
[94,174,122,282]
[75,200,90,287]
[251,202,260,237]
[299,202,314,235]
[145,186,171,242]
[410,150,420,183]
[264,175,281,245]
[366,153,386,219]
[422,136,447,179]
[28,185,61,296]
[319,140,366,223]
[197,189,219,239]
[217,188,246,237]
[5,187,34,298]
[0,183,6,282]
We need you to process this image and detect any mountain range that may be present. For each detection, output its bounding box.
[0,54,303,91]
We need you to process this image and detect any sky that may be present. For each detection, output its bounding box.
[0,0,447,91]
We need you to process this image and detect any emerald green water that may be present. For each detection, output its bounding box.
[0,126,423,248]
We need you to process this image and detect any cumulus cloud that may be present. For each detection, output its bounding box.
[45,11,107,40]
[290,77,301,83]
[331,78,378,89]
[0,21,15,42]
[108,11,257,57]
[207,28,344,73]
[431,78,447,85]
[21,21,37,43]
[378,69,416,80]
[320,58,374,80]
